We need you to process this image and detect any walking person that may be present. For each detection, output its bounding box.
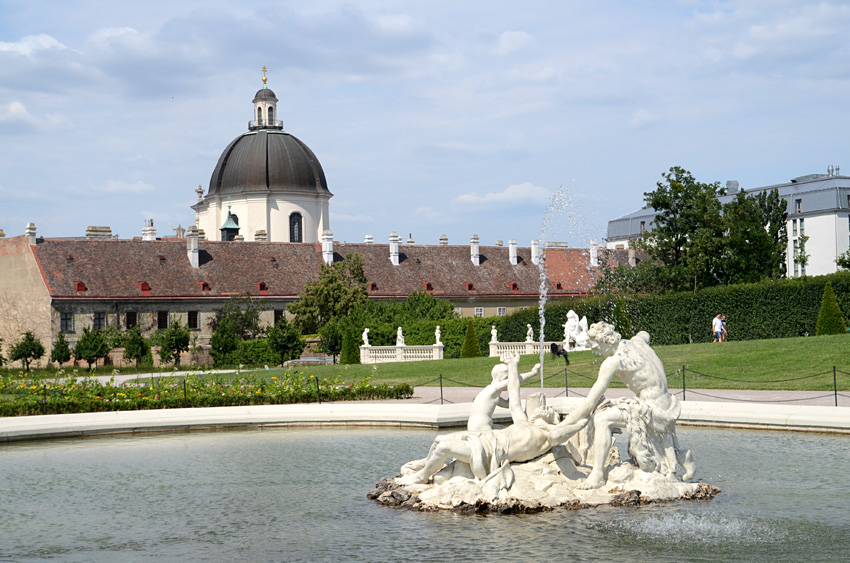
[720,314,728,342]
[712,314,723,343]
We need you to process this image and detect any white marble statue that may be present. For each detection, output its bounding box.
[435,326,441,345]
[563,310,589,350]
[362,328,370,347]
[396,327,405,346]
[490,325,498,343]
[560,322,696,489]
[525,324,534,343]
[398,353,587,487]
[386,324,710,511]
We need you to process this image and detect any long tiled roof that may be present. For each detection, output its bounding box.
[30,238,608,300]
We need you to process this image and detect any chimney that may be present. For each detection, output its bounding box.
[470,234,480,266]
[828,165,834,176]
[254,230,268,242]
[508,239,518,265]
[142,219,156,241]
[439,234,448,246]
[85,226,112,240]
[389,231,400,266]
[197,228,206,240]
[589,240,598,267]
[836,165,841,175]
[407,233,415,245]
[495,240,503,247]
[726,180,739,192]
[25,222,37,245]
[322,230,334,265]
[187,226,199,269]
[0,229,6,238]
[531,240,540,265]
[628,248,636,267]
[364,234,374,244]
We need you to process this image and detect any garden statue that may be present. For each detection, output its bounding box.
[490,325,498,343]
[375,325,714,512]
[435,326,441,345]
[525,324,534,342]
[396,327,405,346]
[362,328,370,347]
[563,310,589,350]
[560,322,696,489]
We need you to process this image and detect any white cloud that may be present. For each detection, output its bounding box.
[494,31,533,55]
[630,108,659,128]
[454,182,552,205]
[0,101,71,131]
[0,34,66,56]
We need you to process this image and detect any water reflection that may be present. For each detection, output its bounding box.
[1,426,847,562]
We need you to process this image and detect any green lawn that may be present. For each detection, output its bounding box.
[235,333,850,392]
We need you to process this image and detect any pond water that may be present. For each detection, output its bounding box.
[1,426,848,562]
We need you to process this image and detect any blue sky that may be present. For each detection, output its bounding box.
[1,1,848,247]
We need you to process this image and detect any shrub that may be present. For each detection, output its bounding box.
[123,326,149,366]
[267,318,306,365]
[340,328,361,364]
[460,321,481,358]
[816,282,847,335]
[210,316,240,367]
[50,332,72,366]
[74,328,110,369]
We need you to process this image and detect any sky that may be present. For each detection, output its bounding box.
[1,1,849,248]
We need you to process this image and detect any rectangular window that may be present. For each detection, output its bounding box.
[474,307,484,318]
[188,311,199,330]
[792,219,797,237]
[639,221,645,234]
[801,264,806,276]
[799,218,805,235]
[795,199,802,214]
[125,311,137,328]
[93,312,106,331]
[794,261,800,277]
[157,311,169,330]
[497,307,507,317]
[274,309,284,325]
[60,312,74,333]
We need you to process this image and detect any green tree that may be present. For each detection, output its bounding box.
[50,332,72,366]
[794,234,810,276]
[720,190,777,284]
[339,327,361,364]
[209,295,265,340]
[289,253,368,333]
[123,326,149,366]
[266,317,306,366]
[755,188,789,278]
[74,327,110,369]
[459,320,481,358]
[210,315,241,367]
[157,320,190,366]
[396,291,457,324]
[10,331,45,372]
[816,282,847,335]
[318,320,344,363]
[637,166,726,292]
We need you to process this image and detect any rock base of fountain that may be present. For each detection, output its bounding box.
[368,445,720,514]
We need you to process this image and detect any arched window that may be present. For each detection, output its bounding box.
[230,214,239,225]
[257,107,263,126]
[290,213,303,243]
[268,106,274,125]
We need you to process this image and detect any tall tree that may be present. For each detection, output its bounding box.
[10,331,45,372]
[289,253,368,333]
[123,325,149,366]
[638,166,726,292]
[156,320,191,366]
[74,328,110,369]
[720,190,776,284]
[754,188,789,278]
[208,295,265,340]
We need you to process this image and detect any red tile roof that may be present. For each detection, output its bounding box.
[31,238,608,300]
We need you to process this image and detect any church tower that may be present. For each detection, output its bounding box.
[193,68,332,243]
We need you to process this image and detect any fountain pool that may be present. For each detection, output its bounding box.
[1,426,848,562]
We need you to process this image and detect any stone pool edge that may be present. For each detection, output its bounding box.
[2,398,849,443]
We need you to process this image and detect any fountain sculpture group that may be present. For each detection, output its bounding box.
[370,322,718,513]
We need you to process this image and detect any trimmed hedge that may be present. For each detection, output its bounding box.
[817,282,847,335]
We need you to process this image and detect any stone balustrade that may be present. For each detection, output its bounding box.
[488,341,561,357]
[360,344,444,364]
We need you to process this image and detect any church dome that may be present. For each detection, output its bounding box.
[253,87,278,102]
[208,129,330,197]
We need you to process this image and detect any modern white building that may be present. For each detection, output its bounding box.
[606,168,850,277]
[193,72,332,243]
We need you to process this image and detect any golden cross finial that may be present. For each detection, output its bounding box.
[262,66,268,84]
